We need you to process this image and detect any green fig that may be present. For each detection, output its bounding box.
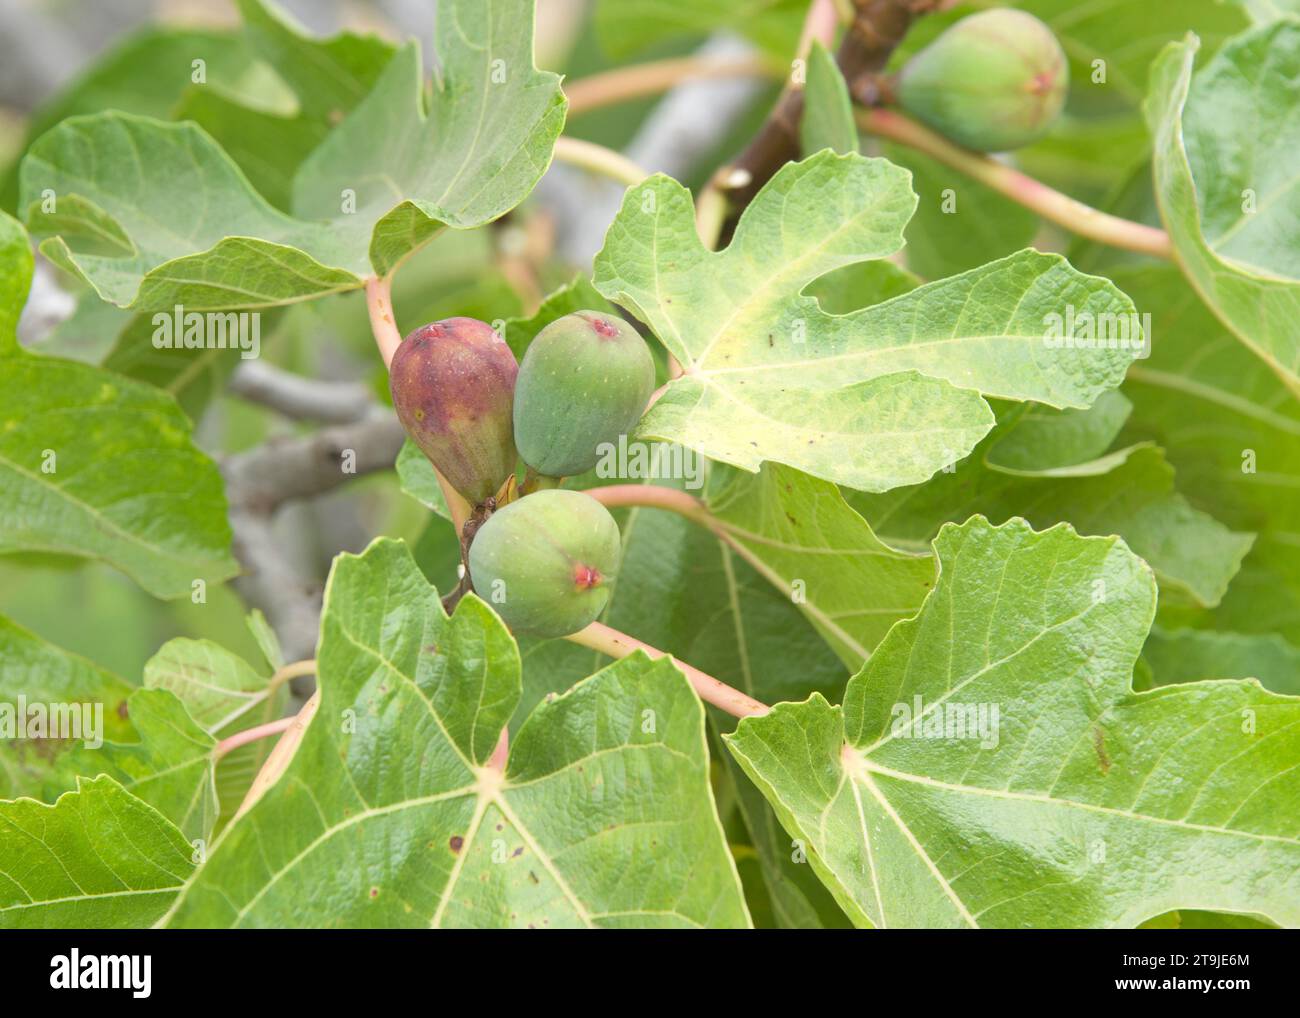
[896,10,1068,152]
[467,489,620,638]
[389,317,518,506]
[513,311,655,478]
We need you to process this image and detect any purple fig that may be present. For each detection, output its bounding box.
[389,317,518,505]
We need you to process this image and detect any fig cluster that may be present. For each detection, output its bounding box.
[389,310,654,637]
[895,10,1068,152]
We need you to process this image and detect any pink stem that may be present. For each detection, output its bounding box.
[365,276,403,369]
[585,484,707,518]
[566,621,769,719]
[858,108,1174,260]
[214,716,297,760]
[486,727,509,771]
[800,0,840,55]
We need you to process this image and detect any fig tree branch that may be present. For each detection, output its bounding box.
[720,0,926,211]
[223,410,407,514]
[565,621,770,719]
[229,361,374,424]
[223,411,406,661]
[563,53,778,115]
[857,107,1175,259]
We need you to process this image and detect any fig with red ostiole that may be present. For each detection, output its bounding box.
[513,310,655,479]
[467,489,620,638]
[896,10,1068,152]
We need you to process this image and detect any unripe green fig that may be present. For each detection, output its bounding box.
[896,10,1068,152]
[468,490,620,638]
[389,317,518,506]
[513,311,655,478]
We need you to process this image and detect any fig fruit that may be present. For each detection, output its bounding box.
[513,311,655,478]
[389,317,518,505]
[467,489,620,638]
[896,10,1068,152]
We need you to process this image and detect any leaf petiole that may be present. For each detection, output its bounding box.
[857,107,1174,259]
[565,621,769,719]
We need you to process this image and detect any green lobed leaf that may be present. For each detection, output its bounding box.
[0,219,237,594]
[142,637,291,825]
[0,774,194,929]
[395,439,452,520]
[45,689,217,843]
[593,151,1140,492]
[19,0,565,310]
[0,26,262,213]
[21,111,362,308]
[162,539,748,928]
[1113,263,1300,643]
[705,463,935,669]
[0,354,239,598]
[178,0,398,210]
[985,390,1133,472]
[0,210,32,355]
[1147,24,1300,394]
[727,516,1300,928]
[294,1,566,277]
[885,142,1039,281]
[1142,627,1300,696]
[514,481,852,928]
[851,412,1254,609]
[0,613,135,799]
[800,42,856,157]
[144,638,277,734]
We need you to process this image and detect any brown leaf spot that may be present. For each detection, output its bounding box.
[1092,726,1111,775]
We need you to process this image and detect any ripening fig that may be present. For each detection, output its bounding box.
[467,489,620,638]
[389,317,518,506]
[896,9,1068,152]
[513,311,655,478]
